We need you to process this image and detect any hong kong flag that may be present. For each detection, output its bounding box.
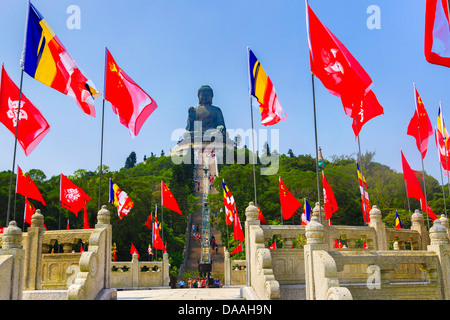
[0,65,50,156]
[104,48,158,137]
[60,174,91,215]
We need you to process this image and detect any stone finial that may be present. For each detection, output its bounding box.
[97,205,110,225]
[429,219,449,245]
[312,202,324,219]
[31,209,44,228]
[245,202,259,221]
[411,209,424,225]
[440,214,449,229]
[369,205,382,222]
[305,216,324,244]
[2,221,22,249]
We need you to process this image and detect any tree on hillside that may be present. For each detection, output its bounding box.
[124,151,137,169]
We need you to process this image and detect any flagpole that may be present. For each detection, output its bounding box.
[249,94,258,207]
[311,74,323,224]
[437,142,448,217]
[413,83,430,229]
[355,120,369,226]
[305,0,323,224]
[440,101,450,217]
[98,98,106,211]
[6,68,25,226]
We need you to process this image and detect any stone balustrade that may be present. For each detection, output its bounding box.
[111,252,170,288]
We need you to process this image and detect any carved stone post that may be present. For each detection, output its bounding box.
[224,249,231,286]
[23,209,45,290]
[245,202,259,287]
[131,253,139,288]
[304,216,327,300]
[411,209,429,250]
[427,219,450,299]
[368,206,387,250]
[96,205,111,289]
[163,252,170,287]
[0,221,25,299]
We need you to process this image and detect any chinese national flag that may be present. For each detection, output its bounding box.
[145,212,152,229]
[322,172,338,220]
[307,4,372,104]
[161,181,182,215]
[407,88,433,159]
[16,166,46,206]
[401,150,437,220]
[0,65,50,156]
[104,48,158,137]
[258,207,266,225]
[130,243,139,260]
[231,242,243,255]
[279,177,301,220]
[24,197,35,225]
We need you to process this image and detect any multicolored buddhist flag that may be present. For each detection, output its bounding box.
[301,199,311,226]
[152,209,164,250]
[395,210,403,229]
[222,180,235,225]
[357,161,371,223]
[425,0,450,68]
[0,65,50,156]
[437,103,449,148]
[21,2,100,117]
[109,179,134,219]
[248,47,287,126]
[104,48,158,137]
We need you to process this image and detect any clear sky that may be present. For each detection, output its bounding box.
[0,0,449,187]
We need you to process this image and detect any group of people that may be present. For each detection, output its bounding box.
[179,277,221,288]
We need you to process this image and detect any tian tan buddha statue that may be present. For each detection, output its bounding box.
[186,85,226,141]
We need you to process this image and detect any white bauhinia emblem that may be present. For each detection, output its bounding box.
[65,188,81,203]
[7,97,27,127]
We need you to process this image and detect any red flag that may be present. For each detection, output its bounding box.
[60,174,91,217]
[279,177,302,220]
[407,88,433,159]
[231,242,243,255]
[322,172,338,220]
[307,5,372,105]
[161,181,182,215]
[425,0,450,68]
[350,90,384,138]
[401,150,437,221]
[130,243,139,259]
[24,198,35,225]
[0,66,50,156]
[268,241,277,249]
[258,207,266,225]
[233,206,245,242]
[152,211,165,250]
[104,48,158,137]
[16,166,46,206]
[66,219,70,230]
[145,212,152,229]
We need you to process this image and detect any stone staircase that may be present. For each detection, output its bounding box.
[184,154,224,278]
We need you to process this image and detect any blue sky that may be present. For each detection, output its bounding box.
[0,0,449,188]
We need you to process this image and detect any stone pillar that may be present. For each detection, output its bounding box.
[427,219,450,299]
[411,209,429,250]
[245,202,259,287]
[23,209,45,290]
[131,253,139,288]
[95,205,112,289]
[439,214,449,241]
[163,252,170,287]
[368,206,387,250]
[0,221,25,300]
[304,216,327,300]
[224,249,231,286]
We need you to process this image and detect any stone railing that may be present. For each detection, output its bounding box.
[244,202,280,300]
[242,200,450,300]
[223,251,246,286]
[111,252,170,288]
[0,221,25,300]
[0,205,115,300]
